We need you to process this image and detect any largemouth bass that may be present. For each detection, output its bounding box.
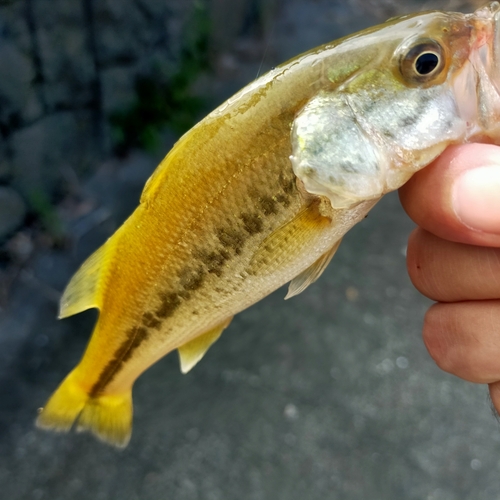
[37,2,500,447]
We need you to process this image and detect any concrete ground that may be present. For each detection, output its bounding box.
[1,1,499,499]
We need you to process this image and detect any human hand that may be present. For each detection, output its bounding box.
[399,144,500,412]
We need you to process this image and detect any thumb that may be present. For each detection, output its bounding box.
[399,144,500,247]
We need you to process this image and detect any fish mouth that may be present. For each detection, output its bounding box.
[453,2,500,141]
[492,5,500,86]
[473,2,500,89]
[473,1,500,21]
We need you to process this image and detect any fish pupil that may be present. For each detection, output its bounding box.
[415,52,439,75]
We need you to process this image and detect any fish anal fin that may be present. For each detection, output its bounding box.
[178,317,233,374]
[285,238,342,299]
[36,369,133,448]
[59,243,112,319]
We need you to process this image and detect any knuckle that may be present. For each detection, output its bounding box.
[406,229,435,298]
[422,305,455,373]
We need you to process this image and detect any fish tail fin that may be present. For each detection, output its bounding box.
[36,370,88,433]
[36,370,133,448]
[76,392,132,448]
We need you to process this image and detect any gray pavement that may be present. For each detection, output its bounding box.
[3,182,500,500]
[2,1,500,499]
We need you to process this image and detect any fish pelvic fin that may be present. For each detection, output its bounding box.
[285,238,342,299]
[36,369,132,448]
[178,317,233,374]
[59,242,113,318]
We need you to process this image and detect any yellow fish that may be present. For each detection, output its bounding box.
[37,3,500,446]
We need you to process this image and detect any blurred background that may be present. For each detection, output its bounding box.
[0,0,498,499]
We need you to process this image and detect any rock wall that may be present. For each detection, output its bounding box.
[0,1,194,201]
[0,0,473,241]
[0,0,274,240]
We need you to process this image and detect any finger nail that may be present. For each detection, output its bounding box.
[453,166,500,234]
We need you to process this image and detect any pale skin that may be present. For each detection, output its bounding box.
[399,143,500,413]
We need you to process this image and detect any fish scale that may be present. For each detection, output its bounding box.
[37,3,500,446]
[78,131,309,396]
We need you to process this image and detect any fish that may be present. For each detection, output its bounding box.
[36,2,500,447]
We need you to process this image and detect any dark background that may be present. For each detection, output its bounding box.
[0,1,498,499]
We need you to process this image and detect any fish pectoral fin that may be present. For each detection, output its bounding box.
[285,238,342,300]
[178,317,233,374]
[59,241,114,319]
[250,200,332,273]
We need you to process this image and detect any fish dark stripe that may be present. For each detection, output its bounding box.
[155,292,182,318]
[194,248,231,277]
[179,266,205,291]
[91,290,185,394]
[216,227,246,255]
[89,176,298,394]
[142,312,162,329]
[90,326,150,396]
[240,213,263,235]
[275,193,291,208]
[259,196,279,215]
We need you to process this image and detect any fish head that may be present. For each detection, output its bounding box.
[291,2,500,209]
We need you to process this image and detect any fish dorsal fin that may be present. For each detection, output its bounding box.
[140,131,193,205]
[59,243,112,319]
[285,238,342,300]
[178,317,233,374]
[140,153,173,204]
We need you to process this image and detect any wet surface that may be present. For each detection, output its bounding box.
[2,1,500,499]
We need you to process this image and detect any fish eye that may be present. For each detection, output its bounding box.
[400,39,445,85]
[415,52,439,75]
